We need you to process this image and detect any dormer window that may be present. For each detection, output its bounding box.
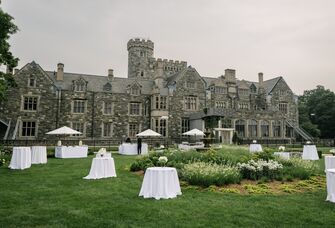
[73,79,87,92]
[250,84,257,93]
[28,76,36,87]
[103,83,112,92]
[131,86,140,95]
[140,71,144,77]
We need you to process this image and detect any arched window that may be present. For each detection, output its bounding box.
[248,119,258,138]
[273,120,281,137]
[261,120,269,137]
[235,120,245,137]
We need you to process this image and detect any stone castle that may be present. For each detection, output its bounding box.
[0,38,311,143]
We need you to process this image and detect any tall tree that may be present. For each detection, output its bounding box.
[0,5,19,101]
[299,86,335,138]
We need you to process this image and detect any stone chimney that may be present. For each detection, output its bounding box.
[56,63,64,81]
[258,72,264,86]
[154,60,164,88]
[225,69,236,82]
[108,69,114,80]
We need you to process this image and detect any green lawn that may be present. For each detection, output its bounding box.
[0,154,334,227]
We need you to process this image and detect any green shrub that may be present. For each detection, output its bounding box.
[252,149,275,161]
[276,158,319,180]
[129,157,154,171]
[181,162,242,187]
[0,145,11,167]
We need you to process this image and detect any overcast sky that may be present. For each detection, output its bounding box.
[2,0,335,95]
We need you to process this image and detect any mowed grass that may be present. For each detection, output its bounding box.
[0,153,334,227]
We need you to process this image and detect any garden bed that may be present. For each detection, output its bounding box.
[130,145,323,190]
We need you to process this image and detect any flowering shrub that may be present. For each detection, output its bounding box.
[0,158,6,167]
[237,159,283,180]
[181,162,241,186]
[0,146,11,167]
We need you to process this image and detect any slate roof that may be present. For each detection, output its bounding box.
[243,77,282,94]
[44,67,283,95]
[45,71,155,94]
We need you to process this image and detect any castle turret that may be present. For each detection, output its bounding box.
[127,38,154,79]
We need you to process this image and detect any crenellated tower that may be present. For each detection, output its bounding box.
[127,38,154,78]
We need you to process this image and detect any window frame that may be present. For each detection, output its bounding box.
[20,120,37,138]
[21,95,39,112]
[129,102,141,116]
[72,100,86,114]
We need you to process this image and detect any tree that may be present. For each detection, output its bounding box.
[299,86,335,138]
[0,5,19,101]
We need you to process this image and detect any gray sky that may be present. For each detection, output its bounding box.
[2,0,335,95]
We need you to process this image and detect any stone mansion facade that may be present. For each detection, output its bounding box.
[0,38,310,143]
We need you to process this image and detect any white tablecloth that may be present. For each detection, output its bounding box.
[326,169,335,203]
[249,144,263,153]
[55,146,88,158]
[139,167,182,200]
[302,145,319,160]
[84,157,117,179]
[325,156,335,171]
[178,143,205,151]
[118,143,148,155]
[274,152,290,160]
[9,147,31,170]
[31,146,47,164]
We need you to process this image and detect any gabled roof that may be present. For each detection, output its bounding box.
[166,66,206,86]
[241,77,282,94]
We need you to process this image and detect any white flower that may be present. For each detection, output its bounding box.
[278,146,285,151]
[158,156,168,163]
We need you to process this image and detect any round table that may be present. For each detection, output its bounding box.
[249,144,263,153]
[139,167,182,200]
[302,145,319,160]
[9,147,32,170]
[326,169,335,203]
[31,146,47,164]
[325,156,335,171]
[83,157,117,179]
[118,143,148,155]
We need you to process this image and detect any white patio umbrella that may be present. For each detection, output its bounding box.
[136,129,162,148]
[46,126,82,135]
[182,128,205,143]
[46,126,82,146]
[182,128,205,136]
[136,129,161,137]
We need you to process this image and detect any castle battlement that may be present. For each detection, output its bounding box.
[127,38,154,51]
[155,58,187,68]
